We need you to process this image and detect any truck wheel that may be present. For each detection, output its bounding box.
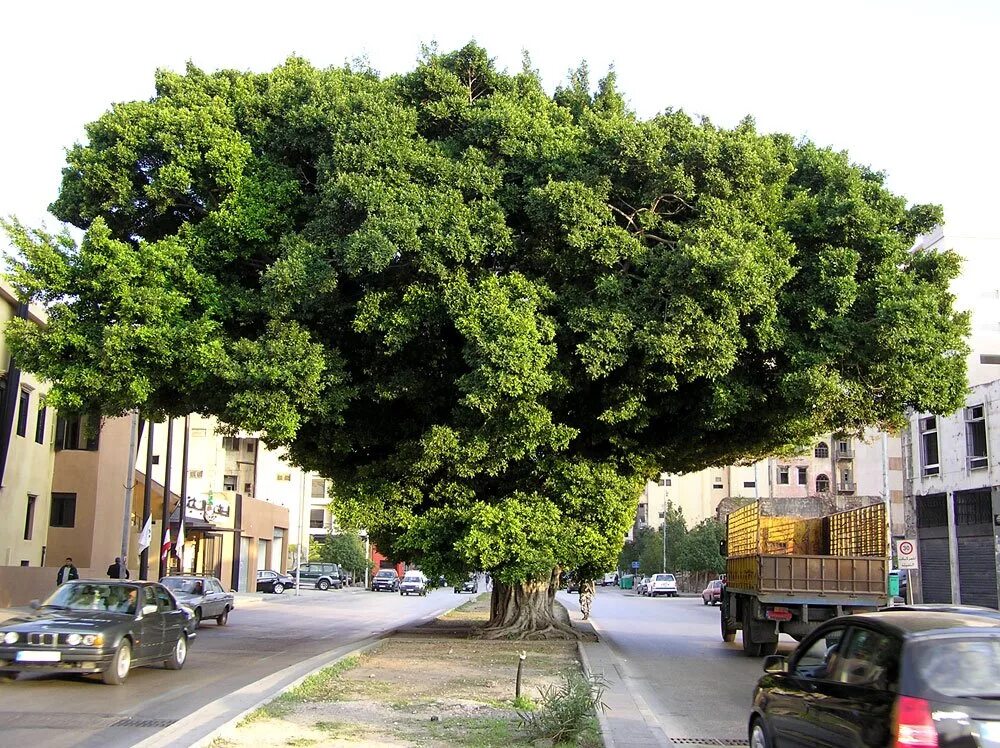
[721,612,737,643]
[742,605,762,656]
[758,640,779,657]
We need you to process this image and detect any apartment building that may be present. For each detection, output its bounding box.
[903,379,1000,608]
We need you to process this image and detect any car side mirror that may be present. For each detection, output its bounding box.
[763,655,787,674]
[142,604,158,616]
[29,599,41,610]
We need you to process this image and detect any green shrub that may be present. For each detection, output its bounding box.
[517,672,607,744]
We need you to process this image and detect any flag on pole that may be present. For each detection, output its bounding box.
[160,527,172,561]
[176,518,185,569]
[138,515,152,552]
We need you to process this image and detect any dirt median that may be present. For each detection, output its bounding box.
[211,594,602,747]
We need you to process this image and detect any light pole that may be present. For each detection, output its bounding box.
[296,469,307,596]
[661,479,669,573]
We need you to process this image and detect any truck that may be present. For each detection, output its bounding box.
[720,498,888,656]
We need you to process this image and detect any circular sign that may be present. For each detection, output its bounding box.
[899,540,914,555]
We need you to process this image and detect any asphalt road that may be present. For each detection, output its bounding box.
[560,585,799,747]
[0,585,465,748]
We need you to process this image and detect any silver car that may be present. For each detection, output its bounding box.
[159,576,234,628]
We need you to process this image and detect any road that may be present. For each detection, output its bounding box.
[0,585,462,748]
[560,584,798,747]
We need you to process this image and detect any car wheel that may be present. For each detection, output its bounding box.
[273,583,284,594]
[102,639,132,685]
[0,671,16,682]
[318,579,330,591]
[400,591,405,596]
[703,597,709,605]
[454,588,459,594]
[750,718,772,748]
[164,634,188,670]
[216,607,229,626]
[193,608,202,629]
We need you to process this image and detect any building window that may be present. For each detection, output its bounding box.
[55,414,100,450]
[777,466,790,485]
[743,481,756,488]
[244,482,252,494]
[309,508,326,529]
[814,442,829,458]
[189,469,204,479]
[191,427,208,437]
[276,472,291,481]
[816,474,830,492]
[836,438,852,458]
[245,440,255,453]
[919,416,940,476]
[35,406,46,444]
[966,404,988,470]
[797,466,808,485]
[50,493,77,528]
[223,474,238,491]
[222,436,237,451]
[24,495,36,540]
[16,389,30,437]
[712,477,723,489]
[151,455,160,465]
[311,478,326,498]
[658,477,672,487]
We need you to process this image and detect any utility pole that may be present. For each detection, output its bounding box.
[662,480,668,573]
[119,412,140,570]
[296,470,307,596]
[159,418,174,579]
[139,419,154,579]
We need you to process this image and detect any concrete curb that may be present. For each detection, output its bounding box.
[577,640,618,748]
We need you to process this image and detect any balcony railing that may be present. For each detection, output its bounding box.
[835,448,855,459]
[837,481,857,493]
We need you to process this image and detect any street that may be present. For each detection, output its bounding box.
[561,584,798,747]
[0,586,458,748]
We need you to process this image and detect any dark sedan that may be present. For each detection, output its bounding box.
[454,575,479,594]
[159,575,234,627]
[256,569,296,594]
[0,580,196,685]
[749,609,1000,747]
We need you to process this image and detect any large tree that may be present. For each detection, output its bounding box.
[3,44,968,638]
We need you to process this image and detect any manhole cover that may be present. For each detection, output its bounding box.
[111,717,177,728]
[670,739,749,747]
[0,711,119,729]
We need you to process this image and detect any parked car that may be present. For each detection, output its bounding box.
[647,573,678,597]
[256,570,296,595]
[601,572,619,587]
[635,576,650,595]
[0,580,195,685]
[289,562,344,591]
[748,609,1000,747]
[702,579,723,605]
[159,575,234,627]
[399,571,428,596]
[371,569,400,592]
[454,575,479,594]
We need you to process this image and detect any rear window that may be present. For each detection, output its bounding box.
[912,637,1000,698]
[655,574,675,582]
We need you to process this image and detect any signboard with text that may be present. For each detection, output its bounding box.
[896,539,919,570]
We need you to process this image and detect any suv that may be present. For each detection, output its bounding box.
[290,563,344,591]
[399,571,427,596]
[372,568,400,592]
[647,573,678,597]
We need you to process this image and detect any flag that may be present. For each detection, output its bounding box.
[138,515,152,552]
[176,518,185,569]
[160,527,172,561]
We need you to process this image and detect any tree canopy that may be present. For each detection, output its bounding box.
[4,44,969,611]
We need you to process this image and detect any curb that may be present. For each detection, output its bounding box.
[577,640,618,748]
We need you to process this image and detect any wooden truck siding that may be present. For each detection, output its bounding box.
[726,554,887,596]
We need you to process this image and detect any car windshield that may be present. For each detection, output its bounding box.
[914,637,1000,698]
[711,580,722,588]
[42,583,140,615]
[403,574,423,582]
[376,570,396,578]
[160,578,204,595]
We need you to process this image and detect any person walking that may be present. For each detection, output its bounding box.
[56,557,79,585]
[107,557,129,579]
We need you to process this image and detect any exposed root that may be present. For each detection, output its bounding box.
[480,620,582,641]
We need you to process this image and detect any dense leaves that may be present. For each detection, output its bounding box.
[3,45,968,598]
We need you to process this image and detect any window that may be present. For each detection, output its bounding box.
[54,414,100,450]
[658,477,672,487]
[966,405,988,470]
[223,474,238,491]
[244,482,252,494]
[814,441,829,458]
[151,455,160,465]
[35,406,46,444]
[189,469,204,479]
[24,495,36,540]
[837,439,851,457]
[222,436,237,451]
[797,466,808,485]
[311,478,326,498]
[816,474,830,493]
[16,389,30,437]
[919,416,940,476]
[276,472,291,481]
[50,493,76,528]
[245,440,255,453]
[309,508,325,529]
[743,481,756,488]
[777,466,790,485]
[836,628,899,686]
[191,427,208,437]
[792,626,846,679]
[713,476,723,489]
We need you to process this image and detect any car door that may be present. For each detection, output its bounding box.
[137,586,164,661]
[155,584,185,655]
[257,571,273,592]
[804,626,899,747]
[206,578,223,616]
[767,624,849,747]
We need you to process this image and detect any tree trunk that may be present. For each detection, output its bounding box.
[483,568,580,640]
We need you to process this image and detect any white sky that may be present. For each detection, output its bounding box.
[2,0,999,246]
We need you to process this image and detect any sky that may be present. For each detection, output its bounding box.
[2,0,999,248]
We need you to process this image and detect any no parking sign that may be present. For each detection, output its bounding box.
[896,539,919,570]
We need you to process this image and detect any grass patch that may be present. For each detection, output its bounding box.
[248,655,363,719]
[283,739,316,747]
[512,694,535,711]
[424,715,520,747]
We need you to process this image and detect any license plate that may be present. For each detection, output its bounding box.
[16,650,61,662]
[979,722,1000,746]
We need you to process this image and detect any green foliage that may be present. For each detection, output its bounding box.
[317,533,368,577]
[517,671,608,744]
[3,44,969,600]
[677,518,726,574]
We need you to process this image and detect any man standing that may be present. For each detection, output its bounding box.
[107,557,129,579]
[56,557,79,585]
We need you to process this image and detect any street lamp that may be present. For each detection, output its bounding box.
[659,477,669,573]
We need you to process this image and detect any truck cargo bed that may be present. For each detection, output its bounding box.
[727,554,886,596]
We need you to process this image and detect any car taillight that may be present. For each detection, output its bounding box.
[892,695,938,747]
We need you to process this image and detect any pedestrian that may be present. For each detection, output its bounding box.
[107,557,129,579]
[579,578,595,620]
[485,572,492,590]
[56,557,79,585]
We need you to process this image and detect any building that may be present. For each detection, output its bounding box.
[903,379,999,608]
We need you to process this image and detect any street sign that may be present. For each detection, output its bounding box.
[896,539,919,570]
[631,561,640,569]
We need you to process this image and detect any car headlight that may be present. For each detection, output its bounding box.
[66,633,83,646]
[82,634,102,646]
[2,631,17,645]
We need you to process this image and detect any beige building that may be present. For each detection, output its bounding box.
[0,282,57,568]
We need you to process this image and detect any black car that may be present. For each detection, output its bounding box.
[372,569,400,592]
[454,575,478,594]
[288,562,344,591]
[749,609,1000,747]
[256,569,296,594]
[0,580,196,685]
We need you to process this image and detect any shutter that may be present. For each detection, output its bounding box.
[917,537,952,603]
[958,534,999,609]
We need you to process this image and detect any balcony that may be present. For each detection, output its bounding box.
[835,448,854,460]
[837,482,857,494]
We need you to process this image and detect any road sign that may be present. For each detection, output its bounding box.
[631,560,640,569]
[896,539,919,570]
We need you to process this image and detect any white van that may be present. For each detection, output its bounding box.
[601,572,619,587]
